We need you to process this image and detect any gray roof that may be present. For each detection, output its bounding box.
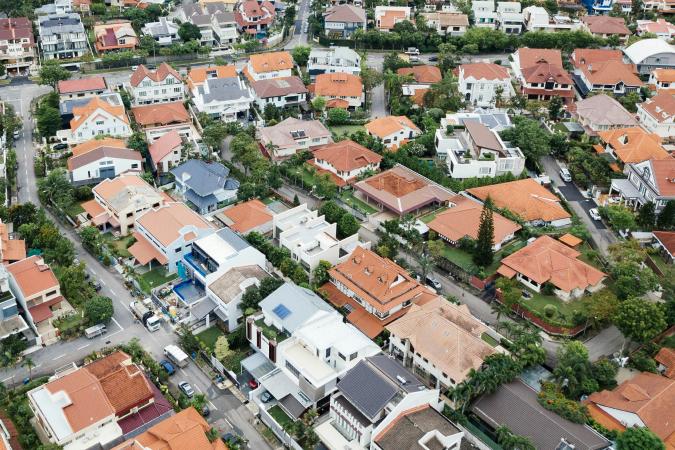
[472,380,610,450]
[197,77,252,103]
[171,159,239,197]
[191,297,217,321]
[142,17,178,37]
[39,13,84,35]
[60,92,121,115]
[216,227,251,252]
[374,406,461,450]
[208,265,268,304]
[241,351,276,379]
[259,283,333,333]
[465,119,503,153]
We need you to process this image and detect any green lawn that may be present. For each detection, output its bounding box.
[649,254,670,276]
[196,327,225,352]
[438,238,527,275]
[329,124,365,136]
[54,312,84,332]
[661,335,675,349]
[340,190,378,214]
[65,202,85,220]
[221,348,249,372]
[440,245,475,271]
[268,405,293,428]
[519,288,588,327]
[103,233,135,258]
[136,267,178,294]
[261,197,275,205]
[481,332,499,347]
[419,207,448,224]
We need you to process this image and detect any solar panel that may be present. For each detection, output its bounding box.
[273,304,291,319]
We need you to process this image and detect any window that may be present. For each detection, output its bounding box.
[349,352,358,361]
[325,348,331,358]
[285,361,300,377]
[338,352,346,360]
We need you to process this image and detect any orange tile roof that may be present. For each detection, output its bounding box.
[149,130,182,165]
[386,297,496,383]
[129,62,181,87]
[326,98,349,109]
[459,63,510,81]
[378,9,407,29]
[72,137,127,157]
[328,246,431,314]
[6,256,59,298]
[82,198,106,219]
[655,347,675,378]
[650,159,675,197]
[365,115,420,139]
[315,73,362,98]
[522,62,573,86]
[187,65,237,90]
[558,233,582,248]
[582,15,631,35]
[499,235,606,292]
[248,51,293,75]
[411,88,429,106]
[467,178,571,223]
[397,65,442,84]
[517,47,563,69]
[58,76,106,95]
[131,102,190,127]
[653,68,675,84]
[640,92,675,124]
[136,202,212,247]
[571,48,624,67]
[312,140,382,173]
[428,195,520,244]
[128,232,169,265]
[70,96,128,131]
[219,199,272,233]
[578,59,642,87]
[598,127,670,164]
[654,231,675,257]
[0,222,25,263]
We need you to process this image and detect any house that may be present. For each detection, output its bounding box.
[428,195,521,250]
[259,117,332,161]
[323,5,366,38]
[199,0,237,10]
[58,76,107,100]
[38,13,88,60]
[420,11,469,36]
[387,296,497,389]
[457,63,513,107]
[273,204,367,274]
[498,235,606,300]
[467,178,572,227]
[7,256,68,346]
[496,2,524,34]
[67,137,141,186]
[84,174,164,234]
[307,47,361,80]
[473,0,497,28]
[435,117,525,179]
[597,127,670,166]
[655,347,675,377]
[354,165,455,216]
[93,21,137,53]
[637,92,675,141]
[0,18,38,77]
[649,69,675,93]
[511,47,574,103]
[58,91,123,130]
[0,222,25,264]
[586,372,675,446]
[581,16,630,41]
[374,6,412,31]
[128,63,184,105]
[216,199,274,234]
[186,64,237,93]
[63,96,132,144]
[310,140,382,187]
[234,0,275,38]
[570,48,642,97]
[365,115,421,150]
[35,0,72,16]
[178,3,238,49]
[314,72,364,110]
[609,159,675,213]
[624,39,675,75]
[250,76,308,110]
[654,231,675,264]
[171,160,239,214]
[522,6,581,32]
[141,17,180,46]
[0,264,30,345]
[191,75,253,122]
[131,101,196,142]
[637,19,675,40]
[573,95,639,136]
[397,65,443,104]
[473,379,610,450]
[129,202,214,272]
[643,0,675,15]
[439,108,514,132]
[149,130,182,174]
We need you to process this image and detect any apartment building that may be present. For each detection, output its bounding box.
[128,63,185,105]
[37,13,88,60]
[0,18,37,77]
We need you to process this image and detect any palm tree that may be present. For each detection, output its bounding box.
[491,302,510,322]
[22,357,35,380]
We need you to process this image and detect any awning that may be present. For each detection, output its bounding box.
[241,352,275,380]
[279,394,308,420]
[29,296,64,323]
[191,297,217,321]
[128,232,169,265]
[81,199,105,218]
[260,368,296,400]
[497,265,517,279]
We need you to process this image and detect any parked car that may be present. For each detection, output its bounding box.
[53,143,68,150]
[179,381,194,398]
[248,379,259,389]
[559,168,572,182]
[91,281,102,292]
[260,391,273,403]
[521,290,533,299]
[589,208,601,221]
[425,275,442,291]
[428,55,438,62]
[201,404,210,417]
[410,271,421,282]
[159,359,175,375]
[222,433,235,444]
[131,65,138,71]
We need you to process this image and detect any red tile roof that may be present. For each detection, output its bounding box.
[131,102,190,127]
[582,16,631,35]
[655,347,675,378]
[312,140,382,173]
[129,62,181,87]
[6,256,59,298]
[522,62,573,85]
[219,199,272,233]
[397,65,442,84]
[149,130,182,165]
[459,63,509,81]
[517,48,563,69]
[654,231,675,257]
[58,76,107,95]
[639,92,675,124]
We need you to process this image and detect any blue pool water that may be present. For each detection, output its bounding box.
[173,280,205,305]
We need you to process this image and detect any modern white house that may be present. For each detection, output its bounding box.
[37,13,88,60]
[307,47,361,80]
[191,75,254,122]
[473,0,497,28]
[496,2,523,34]
[127,63,185,106]
[141,17,180,46]
[68,139,142,186]
[178,3,239,49]
[623,38,675,75]
[637,92,675,140]
[522,6,581,32]
[457,63,513,107]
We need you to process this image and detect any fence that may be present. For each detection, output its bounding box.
[259,407,303,450]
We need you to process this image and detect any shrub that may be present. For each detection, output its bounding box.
[629,351,658,373]
[544,304,557,318]
[542,282,556,295]
[537,381,589,424]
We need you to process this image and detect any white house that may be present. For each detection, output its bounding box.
[637,19,675,41]
[522,6,581,32]
[250,76,308,110]
[458,63,513,107]
[374,6,412,31]
[311,140,382,186]
[141,17,180,46]
[637,92,675,140]
[68,138,142,186]
[127,63,185,105]
[244,51,294,81]
[62,96,132,144]
[191,75,254,122]
[307,47,361,80]
[473,0,497,28]
[496,2,523,34]
[365,115,421,150]
[420,12,469,36]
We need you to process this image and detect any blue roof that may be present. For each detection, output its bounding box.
[185,189,218,212]
[171,160,236,197]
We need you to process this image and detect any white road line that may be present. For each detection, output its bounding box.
[54,354,66,360]
[1,377,11,382]
[111,317,124,331]
[194,384,203,394]
[77,343,90,350]
[100,280,106,286]
[110,289,118,296]
[208,401,218,410]
[90,269,97,275]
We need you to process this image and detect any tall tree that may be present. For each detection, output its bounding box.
[291,45,311,66]
[608,240,659,299]
[473,198,495,267]
[548,96,563,121]
[637,202,656,230]
[38,60,71,89]
[657,200,675,230]
[552,341,597,399]
[616,427,665,450]
[284,409,319,449]
[178,22,201,42]
[84,295,114,324]
[614,297,667,347]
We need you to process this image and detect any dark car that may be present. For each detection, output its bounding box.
[91,281,102,292]
[201,404,210,417]
[53,143,68,150]
[428,55,438,62]
[260,391,273,403]
[222,433,235,444]
[522,290,533,299]
[159,359,175,375]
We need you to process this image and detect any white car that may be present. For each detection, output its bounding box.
[559,168,572,182]
[589,208,601,221]
[179,381,194,398]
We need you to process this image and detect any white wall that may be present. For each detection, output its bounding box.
[71,156,141,183]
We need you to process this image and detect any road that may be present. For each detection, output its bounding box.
[285,0,310,48]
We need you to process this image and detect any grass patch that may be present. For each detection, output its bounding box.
[261,197,275,205]
[440,245,475,271]
[54,312,84,332]
[661,335,675,349]
[329,124,365,136]
[102,233,135,258]
[481,332,499,347]
[438,238,527,275]
[340,190,378,215]
[65,202,85,220]
[222,348,249,372]
[136,267,177,294]
[196,327,224,352]
[649,254,670,276]
[519,288,588,327]
[419,207,448,224]
[268,405,293,428]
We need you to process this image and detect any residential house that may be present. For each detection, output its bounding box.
[365,115,421,150]
[655,347,675,377]
[186,65,237,93]
[234,0,275,38]
[60,96,132,144]
[573,94,639,136]
[131,101,196,142]
[37,13,88,60]
[7,256,68,346]
[0,18,37,77]
[141,17,180,46]
[637,19,675,40]
[473,0,497,28]
[58,76,107,100]
[58,91,122,129]
[586,372,675,446]
[93,21,137,53]
[171,160,239,214]
[149,130,182,174]
[387,296,498,389]
[35,0,72,16]
[637,92,675,141]
[354,165,455,217]
[457,62,513,107]
[609,158,675,213]
[191,75,253,122]
[0,222,25,264]
[314,72,364,110]
[439,108,514,133]
[597,127,670,166]
[216,199,274,234]
[67,137,142,186]
[498,235,606,300]
[251,76,308,110]
[273,204,367,274]
[374,6,412,31]
[128,63,184,106]
[648,68,675,93]
[472,379,610,450]
[129,202,214,272]
[259,117,332,162]
[323,5,366,38]
[466,178,572,227]
[308,47,361,80]
[420,12,469,36]
[199,0,237,10]
[654,231,675,265]
[522,6,581,32]
[84,174,164,234]
[511,47,574,103]
[0,264,30,345]
[397,65,443,106]
[591,0,632,14]
[624,39,675,75]
[310,140,382,187]
[428,195,521,250]
[643,0,675,14]
[570,48,642,97]
[244,51,293,82]
[178,3,238,49]
[496,2,524,34]
[581,16,630,42]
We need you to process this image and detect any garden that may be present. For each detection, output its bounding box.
[135,267,178,294]
[339,190,378,215]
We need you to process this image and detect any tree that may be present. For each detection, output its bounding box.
[616,427,665,450]
[127,132,149,159]
[327,107,349,125]
[591,359,618,391]
[319,200,345,223]
[499,117,550,163]
[80,226,102,255]
[637,202,656,230]
[178,22,201,42]
[553,341,597,399]
[240,286,262,314]
[614,297,667,347]
[36,105,61,138]
[178,324,200,354]
[473,198,494,267]
[495,425,536,450]
[548,96,563,121]
[202,122,227,151]
[84,295,114,324]
[37,169,73,208]
[608,240,659,299]
[312,260,332,286]
[284,409,319,449]
[311,96,326,114]
[38,60,71,89]
[21,357,35,379]
[657,200,675,230]
[582,289,618,329]
[337,214,359,238]
[57,264,93,308]
[214,335,233,360]
[496,277,521,310]
[292,45,311,66]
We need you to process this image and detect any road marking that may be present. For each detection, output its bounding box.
[195,384,203,393]
[110,289,117,296]
[208,400,218,410]
[54,354,66,360]
[78,343,90,350]
[111,317,124,331]
[1,377,11,382]
[100,280,106,286]
[90,269,97,275]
